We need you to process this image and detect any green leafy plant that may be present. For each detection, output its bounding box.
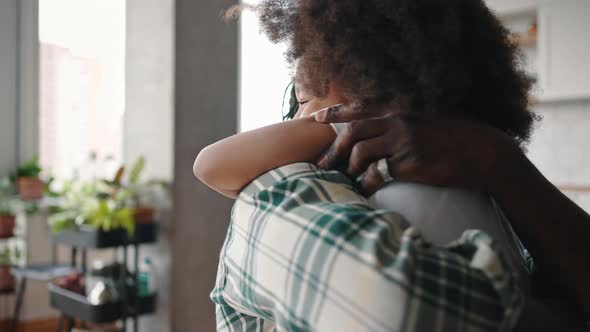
[86,200,134,234]
[0,177,12,194]
[0,202,13,217]
[125,156,170,210]
[129,156,145,186]
[48,178,135,235]
[44,176,61,198]
[0,177,16,216]
[121,156,146,208]
[47,155,168,234]
[0,247,12,267]
[0,246,21,267]
[47,210,77,234]
[15,156,42,178]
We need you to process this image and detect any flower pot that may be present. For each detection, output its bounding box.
[18,177,44,200]
[0,266,15,291]
[0,214,16,238]
[134,207,155,224]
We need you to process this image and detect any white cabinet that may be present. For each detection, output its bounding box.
[538,0,590,101]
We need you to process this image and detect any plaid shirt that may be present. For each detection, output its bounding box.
[211,163,525,332]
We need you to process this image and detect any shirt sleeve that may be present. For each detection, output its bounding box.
[212,163,525,332]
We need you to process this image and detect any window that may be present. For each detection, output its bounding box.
[39,0,125,180]
[239,0,292,132]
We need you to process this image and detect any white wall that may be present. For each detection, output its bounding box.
[486,0,590,211]
[485,0,543,15]
[124,0,175,182]
[125,1,175,331]
[528,101,590,210]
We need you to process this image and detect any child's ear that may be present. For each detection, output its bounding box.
[328,81,348,104]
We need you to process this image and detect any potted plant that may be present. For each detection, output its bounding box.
[0,177,16,238]
[48,156,170,237]
[15,156,44,200]
[0,203,16,239]
[127,157,155,224]
[48,179,135,236]
[0,247,16,291]
[111,157,160,224]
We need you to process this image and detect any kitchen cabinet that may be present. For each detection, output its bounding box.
[538,0,590,101]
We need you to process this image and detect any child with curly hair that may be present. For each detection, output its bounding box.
[195,0,533,286]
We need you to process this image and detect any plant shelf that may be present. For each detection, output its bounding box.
[52,223,158,249]
[49,283,157,323]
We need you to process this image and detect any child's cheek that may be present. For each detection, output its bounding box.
[300,100,326,117]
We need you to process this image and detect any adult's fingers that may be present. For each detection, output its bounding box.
[318,118,390,169]
[314,103,391,123]
[358,155,417,195]
[357,161,385,196]
[347,135,391,177]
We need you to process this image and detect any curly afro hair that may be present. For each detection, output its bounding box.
[257,0,537,146]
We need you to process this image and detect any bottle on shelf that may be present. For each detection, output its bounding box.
[138,257,156,297]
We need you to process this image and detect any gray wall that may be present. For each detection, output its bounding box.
[0,0,38,175]
[126,1,175,331]
[172,0,238,330]
[0,0,42,322]
[0,0,19,174]
[125,0,175,181]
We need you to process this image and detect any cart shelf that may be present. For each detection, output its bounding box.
[49,283,157,323]
[52,223,157,249]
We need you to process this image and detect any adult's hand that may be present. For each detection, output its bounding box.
[314,104,519,195]
[315,103,590,323]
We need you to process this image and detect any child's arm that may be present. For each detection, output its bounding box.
[193,116,336,198]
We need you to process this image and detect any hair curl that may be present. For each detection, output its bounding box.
[258,0,537,146]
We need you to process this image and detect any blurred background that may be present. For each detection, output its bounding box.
[0,0,588,331]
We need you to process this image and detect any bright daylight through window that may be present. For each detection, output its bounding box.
[39,0,125,180]
[239,0,292,132]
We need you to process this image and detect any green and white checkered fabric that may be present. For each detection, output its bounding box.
[211,163,525,332]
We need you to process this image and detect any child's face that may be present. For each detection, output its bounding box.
[294,80,347,119]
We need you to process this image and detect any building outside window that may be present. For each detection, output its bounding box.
[39,0,125,180]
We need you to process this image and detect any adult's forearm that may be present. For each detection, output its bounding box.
[515,297,587,332]
[491,145,590,318]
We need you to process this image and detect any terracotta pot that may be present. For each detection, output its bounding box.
[0,266,15,292]
[134,206,155,224]
[528,22,538,37]
[0,214,16,238]
[18,177,44,200]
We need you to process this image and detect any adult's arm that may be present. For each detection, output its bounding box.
[493,145,590,318]
[515,297,587,331]
[314,105,590,320]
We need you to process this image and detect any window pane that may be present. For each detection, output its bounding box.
[39,0,125,180]
[239,0,292,132]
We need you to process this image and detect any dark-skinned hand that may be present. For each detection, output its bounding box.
[314,103,519,195]
[316,103,590,330]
